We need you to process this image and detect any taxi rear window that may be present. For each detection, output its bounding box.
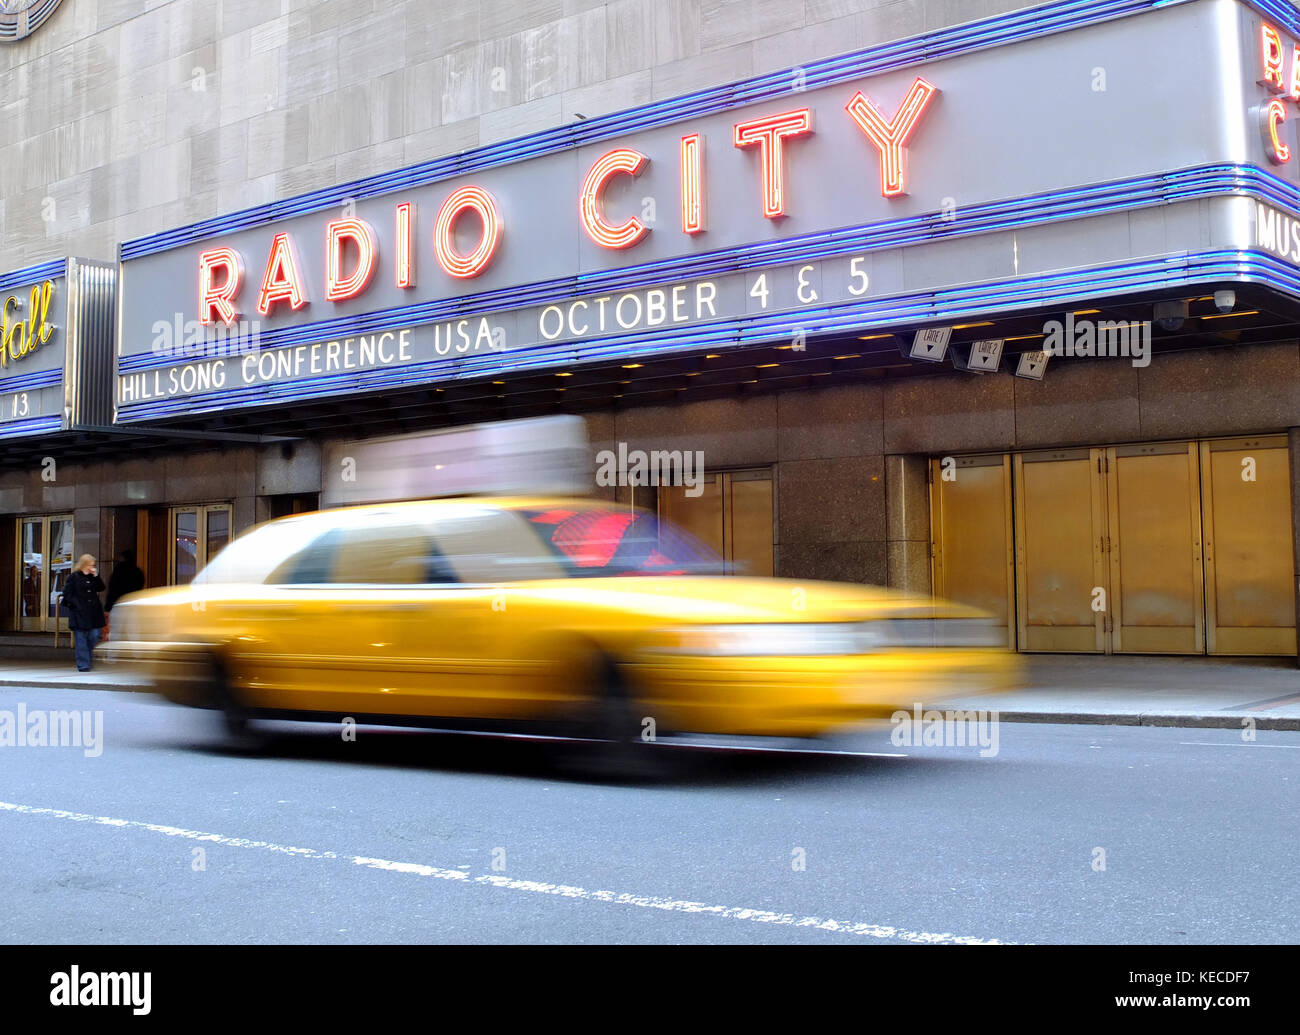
[521,507,722,577]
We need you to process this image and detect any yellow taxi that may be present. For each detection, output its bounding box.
[105,497,1020,749]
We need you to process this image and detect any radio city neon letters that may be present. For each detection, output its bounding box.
[581,149,651,248]
[844,77,937,197]
[1257,23,1300,163]
[195,78,938,324]
[733,109,813,219]
[257,232,309,316]
[198,248,243,325]
[325,218,378,301]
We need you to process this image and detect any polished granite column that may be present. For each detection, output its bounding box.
[885,453,931,595]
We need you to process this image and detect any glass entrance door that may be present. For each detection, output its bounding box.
[170,504,233,584]
[16,514,74,632]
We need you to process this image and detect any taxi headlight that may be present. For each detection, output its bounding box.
[665,623,872,656]
[653,616,1002,656]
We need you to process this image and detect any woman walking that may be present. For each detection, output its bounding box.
[61,555,107,672]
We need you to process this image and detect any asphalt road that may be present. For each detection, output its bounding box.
[1,685,1296,944]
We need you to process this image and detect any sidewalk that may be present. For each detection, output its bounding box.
[1,654,1298,730]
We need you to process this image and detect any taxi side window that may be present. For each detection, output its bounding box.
[268,528,342,585]
[332,525,448,584]
[267,525,455,585]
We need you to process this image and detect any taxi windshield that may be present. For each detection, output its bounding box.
[521,507,723,577]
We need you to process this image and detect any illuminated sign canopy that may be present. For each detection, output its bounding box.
[195,79,937,323]
[113,0,1300,423]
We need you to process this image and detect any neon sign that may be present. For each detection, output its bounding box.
[194,78,939,325]
[1,280,56,369]
[1257,23,1300,163]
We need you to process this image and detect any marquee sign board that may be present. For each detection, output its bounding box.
[0,258,116,440]
[114,0,1300,423]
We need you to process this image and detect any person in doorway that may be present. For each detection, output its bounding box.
[61,555,106,672]
[105,548,145,613]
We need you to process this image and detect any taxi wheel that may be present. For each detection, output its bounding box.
[203,654,256,748]
[580,654,667,780]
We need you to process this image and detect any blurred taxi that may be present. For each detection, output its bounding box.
[105,497,1021,745]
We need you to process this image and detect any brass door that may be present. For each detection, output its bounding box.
[1013,448,1108,652]
[659,469,773,576]
[1104,442,1204,654]
[1200,437,1297,655]
[727,470,774,577]
[660,474,723,557]
[929,454,1015,647]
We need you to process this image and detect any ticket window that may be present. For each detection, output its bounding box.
[16,514,74,632]
[170,504,233,585]
[659,469,773,576]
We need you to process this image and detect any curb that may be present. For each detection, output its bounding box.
[1,680,1297,729]
[992,710,1300,731]
[0,678,153,693]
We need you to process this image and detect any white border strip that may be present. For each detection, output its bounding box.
[0,800,1012,945]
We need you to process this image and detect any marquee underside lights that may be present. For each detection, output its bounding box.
[434,186,502,279]
[581,149,652,249]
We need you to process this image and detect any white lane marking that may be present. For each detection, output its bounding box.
[0,799,1008,945]
[1177,742,1300,749]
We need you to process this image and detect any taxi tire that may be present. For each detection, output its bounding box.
[580,653,667,781]
[202,653,257,749]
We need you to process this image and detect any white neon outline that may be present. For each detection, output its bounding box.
[256,233,309,316]
[198,247,244,326]
[732,109,813,219]
[844,77,937,198]
[433,186,502,279]
[579,148,651,249]
[325,218,378,301]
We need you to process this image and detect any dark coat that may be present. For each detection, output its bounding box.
[61,571,106,631]
[105,562,145,612]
